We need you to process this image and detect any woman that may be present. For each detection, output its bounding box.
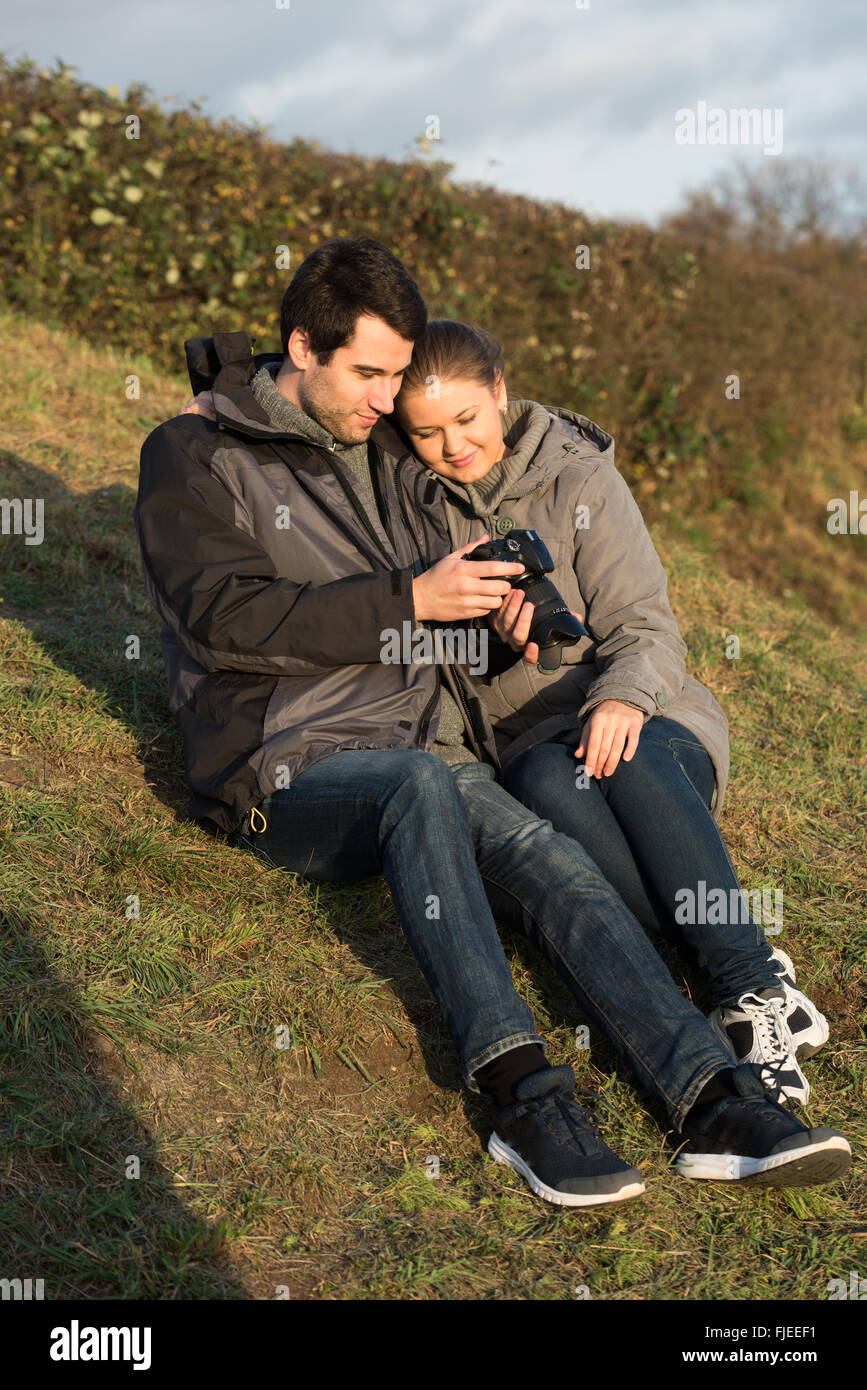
[389,318,829,1106]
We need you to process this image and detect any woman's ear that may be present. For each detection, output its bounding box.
[493,369,508,411]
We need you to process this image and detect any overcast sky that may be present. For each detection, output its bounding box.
[2,0,864,225]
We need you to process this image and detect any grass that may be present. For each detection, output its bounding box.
[0,306,864,1300]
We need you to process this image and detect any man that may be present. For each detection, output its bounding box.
[135,236,850,1207]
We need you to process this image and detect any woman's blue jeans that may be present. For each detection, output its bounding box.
[226,746,735,1129]
[502,716,781,1009]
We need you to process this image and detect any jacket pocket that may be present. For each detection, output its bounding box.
[525,662,596,719]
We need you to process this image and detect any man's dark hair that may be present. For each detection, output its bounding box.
[279,237,427,362]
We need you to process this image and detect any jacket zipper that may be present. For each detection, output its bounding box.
[321,447,388,557]
[367,440,398,552]
[441,658,488,763]
[417,670,440,748]
[395,456,429,568]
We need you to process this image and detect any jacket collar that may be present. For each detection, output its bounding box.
[182,330,417,466]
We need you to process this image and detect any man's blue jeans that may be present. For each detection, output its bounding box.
[226,747,735,1130]
[502,717,781,1009]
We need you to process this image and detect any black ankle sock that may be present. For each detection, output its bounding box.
[690,1066,737,1115]
[475,1044,548,1110]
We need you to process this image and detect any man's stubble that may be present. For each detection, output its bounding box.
[296,373,376,447]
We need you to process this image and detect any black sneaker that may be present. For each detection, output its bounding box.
[674,1063,851,1186]
[487,1064,646,1207]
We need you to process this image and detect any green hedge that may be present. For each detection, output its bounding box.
[2,54,865,510]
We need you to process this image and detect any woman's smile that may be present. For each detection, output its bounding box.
[445,447,479,467]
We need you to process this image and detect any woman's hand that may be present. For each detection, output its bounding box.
[575,699,644,778]
[489,590,584,668]
[179,390,217,419]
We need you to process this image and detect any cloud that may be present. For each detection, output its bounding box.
[2,0,863,225]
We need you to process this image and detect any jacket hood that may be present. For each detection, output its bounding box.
[412,398,616,510]
[183,330,416,465]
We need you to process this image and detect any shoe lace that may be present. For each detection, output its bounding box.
[748,1057,794,1107]
[738,992,793,1066]
[737,992,802,1103]
[538,1085,611,1149]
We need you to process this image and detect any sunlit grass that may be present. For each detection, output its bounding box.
[0,308,864,1300]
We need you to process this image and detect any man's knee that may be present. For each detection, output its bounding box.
[389,748,458,796]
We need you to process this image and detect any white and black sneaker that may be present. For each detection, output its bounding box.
[769,946,830,1059]
[707,985,810,1106]
[487,1064,646,1208]
[675,1063,851,1186]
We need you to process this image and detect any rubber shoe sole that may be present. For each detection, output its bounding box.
[488,1131,646,1207]
[675,1132,851,1187]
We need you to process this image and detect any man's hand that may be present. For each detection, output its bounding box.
[489,589,585,669]
[179,390,217,419]
[412,536,527,623]
[575,699,644,778]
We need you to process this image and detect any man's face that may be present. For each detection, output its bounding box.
[290,313,415,446]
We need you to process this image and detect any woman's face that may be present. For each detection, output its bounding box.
[396,372,508,484]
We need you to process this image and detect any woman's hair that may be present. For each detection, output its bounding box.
[396,319,506,406]
[279,237,427,361]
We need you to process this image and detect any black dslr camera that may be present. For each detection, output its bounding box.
[465,529,590,671]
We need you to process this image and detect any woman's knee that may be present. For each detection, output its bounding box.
[607,723,715,810]
[504,742,572,796]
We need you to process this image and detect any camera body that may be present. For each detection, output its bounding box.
[465,529,590,671]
